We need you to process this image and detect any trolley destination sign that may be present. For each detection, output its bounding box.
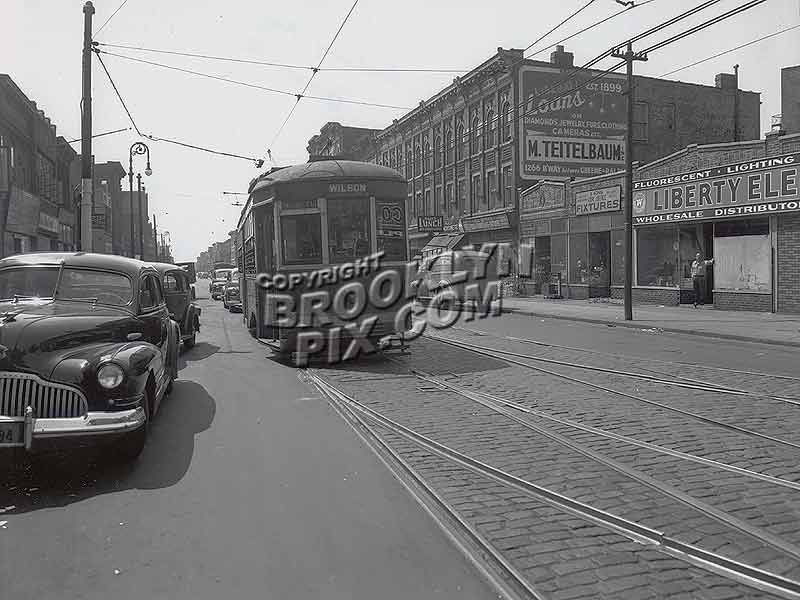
[632,152,800,224]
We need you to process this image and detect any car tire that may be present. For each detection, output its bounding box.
[184,333,196,349]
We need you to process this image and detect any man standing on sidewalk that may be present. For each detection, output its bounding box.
[691,252,715,308]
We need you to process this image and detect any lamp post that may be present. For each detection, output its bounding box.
[128,142,151,258]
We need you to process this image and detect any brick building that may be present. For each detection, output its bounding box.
[0,74,79,256]
[518,125,800,313]
[94,161,125,255]
[369,46,759,255]
[307,122,380,161]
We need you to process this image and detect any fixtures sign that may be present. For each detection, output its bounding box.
[575,186,621,215]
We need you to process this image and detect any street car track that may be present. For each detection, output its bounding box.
[307,371,800,600]
[446,326,800,404]
[427,334,800,453]
[451,325,800,385]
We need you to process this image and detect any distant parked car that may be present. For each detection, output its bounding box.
[0,252,180,461]
[153,263,201,350]
[223,280,242,313]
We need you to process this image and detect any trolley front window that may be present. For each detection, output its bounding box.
[281,214,322,265]
[327,198,371,263]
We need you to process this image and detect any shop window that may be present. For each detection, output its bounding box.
[551,218,568,234]
[487,171,497,209]
[569,233,589,284]
[678,224,704,282]
[713,218,771,292]
[636,225,678,287]
[570,215,589,233]
[551,234,567,283]
[588,232,611,289]
[633,102,649,142]
[611,229,626,285]
[589,214,612,232]
[281,214,322,265]
[328,198,371,262]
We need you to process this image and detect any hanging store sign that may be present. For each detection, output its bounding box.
[575,185,621,215]
[519,65,626,180]
[417,215,443,232]
[38,212,60,234]
[632,152,800,224]
[520,182,566,212]
[461,211,511,232]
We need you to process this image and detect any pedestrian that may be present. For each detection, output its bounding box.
[691,252,715,308]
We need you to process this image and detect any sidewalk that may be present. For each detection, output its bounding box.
[500,296,800,347]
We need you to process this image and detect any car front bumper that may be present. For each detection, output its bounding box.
[1,404,146,452]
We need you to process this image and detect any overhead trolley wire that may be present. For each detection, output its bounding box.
[94,0,130,36]
[661,23,800,77]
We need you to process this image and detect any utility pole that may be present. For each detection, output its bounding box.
[612,42,647,321]
[80,1,95,253]
[153,214,158,261]
[733,64,740,142]
[136,174,143,259]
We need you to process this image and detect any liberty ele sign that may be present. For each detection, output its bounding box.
[633,153,800,224]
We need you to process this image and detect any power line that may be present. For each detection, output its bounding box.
[524,0,598,54]
[94,0,130,36]
[67,127,131,144]
[94,49,142,135]
[661,23,800,77]
[95,48,410,109]
[268,0,360,152]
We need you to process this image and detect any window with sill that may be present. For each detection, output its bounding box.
[470,117,481,155]
[484,110,496,148]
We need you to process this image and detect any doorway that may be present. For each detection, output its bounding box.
[588,231,611,298]
[534,236,551,294]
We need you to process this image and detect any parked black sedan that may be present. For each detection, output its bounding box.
[152,262,201,350]
[0,253,180,461]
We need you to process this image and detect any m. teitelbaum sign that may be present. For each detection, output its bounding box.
[632,153,800,224]
[519,65,626,180]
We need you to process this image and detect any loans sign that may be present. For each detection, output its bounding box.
[519,65,626,180]
[632,153,800,224]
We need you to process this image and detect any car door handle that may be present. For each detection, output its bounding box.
[127,332,143,341]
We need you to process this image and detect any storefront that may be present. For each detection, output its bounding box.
[417,209,514,260]
[632,151,800,312]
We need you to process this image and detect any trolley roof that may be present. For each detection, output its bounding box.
[248,160,404,194]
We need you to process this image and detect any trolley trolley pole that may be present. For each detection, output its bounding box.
[612,42,647,321]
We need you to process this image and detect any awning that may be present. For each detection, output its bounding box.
[420,233,464,257]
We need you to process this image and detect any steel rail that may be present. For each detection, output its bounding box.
[451,325,800,383]
[442,329,800,405]
[403,368,800,561]
[429,335,800,452]
[413,370,800,492]
[304,371,545,600]
[308,371,800,599]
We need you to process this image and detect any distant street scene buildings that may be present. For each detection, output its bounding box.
[0,74,172,262]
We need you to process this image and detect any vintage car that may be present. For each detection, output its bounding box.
[222,278,242,313]
[415,249,499,307]
[0,252,180,461]
[152,262,201,350]
[210,279,227,300]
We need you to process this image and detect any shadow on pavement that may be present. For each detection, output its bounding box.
[178,342,220,371]
[0,380,216,515]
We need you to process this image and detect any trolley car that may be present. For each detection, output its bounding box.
[236,159,411,361]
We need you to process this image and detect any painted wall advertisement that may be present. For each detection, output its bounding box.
[519,65,626,180]
[632,153,800,224]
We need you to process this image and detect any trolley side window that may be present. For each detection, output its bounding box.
[281,213,322,265]
[327,197,371,263]
[375,198,407,262]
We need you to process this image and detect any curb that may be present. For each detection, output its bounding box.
[503,306,800,348]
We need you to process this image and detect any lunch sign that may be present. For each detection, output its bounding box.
[632,153,800,225]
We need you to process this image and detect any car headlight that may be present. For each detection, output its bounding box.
[97,363,125,389]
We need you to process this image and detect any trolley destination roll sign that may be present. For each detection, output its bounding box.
[632,152,800,224]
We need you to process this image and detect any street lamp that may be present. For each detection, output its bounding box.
[128,142,151,259]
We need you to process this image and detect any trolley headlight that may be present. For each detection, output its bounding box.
[97,363,125,390]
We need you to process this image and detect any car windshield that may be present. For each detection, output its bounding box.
[56,268,133,306]
[0,267,59,300]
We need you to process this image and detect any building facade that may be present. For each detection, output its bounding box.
[0,75,79,257]
[369,46,759,255]
[518,128,800,313]
[307,122,380,161]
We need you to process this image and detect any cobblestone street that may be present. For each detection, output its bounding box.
[310,312,800,599]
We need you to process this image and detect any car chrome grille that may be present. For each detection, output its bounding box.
[0,372,88,418]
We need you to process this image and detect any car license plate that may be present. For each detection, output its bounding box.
[0,421,24,447]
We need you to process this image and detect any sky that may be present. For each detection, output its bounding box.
[4,0,799,261]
